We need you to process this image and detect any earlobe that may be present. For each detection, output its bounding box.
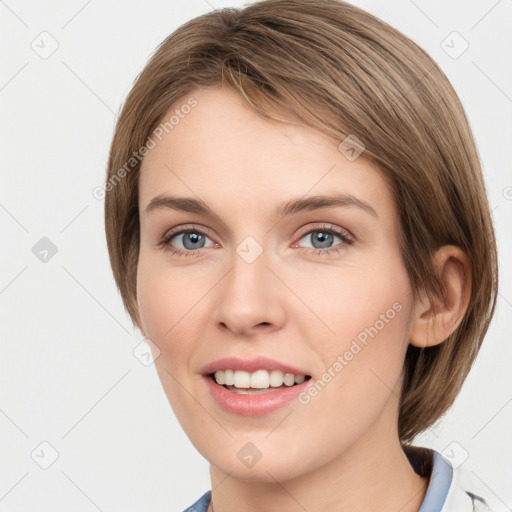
[409,245,471,349]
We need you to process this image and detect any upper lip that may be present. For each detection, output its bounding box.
[200,356,310,376]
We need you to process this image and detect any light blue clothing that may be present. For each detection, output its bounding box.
[183,490,211,512]
[408,447,453,511]
[182,447,495,511]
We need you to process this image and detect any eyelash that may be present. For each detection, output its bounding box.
[158,223,354,258]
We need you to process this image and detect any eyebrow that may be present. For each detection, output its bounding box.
[144,193,378,220]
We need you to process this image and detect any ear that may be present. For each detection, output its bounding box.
[409,245,472,348]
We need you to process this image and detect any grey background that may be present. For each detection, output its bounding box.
[0,0,511,510]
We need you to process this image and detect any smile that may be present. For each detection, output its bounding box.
[212,369,309,394]
[201,357,313,416]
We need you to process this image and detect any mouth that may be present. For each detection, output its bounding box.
[200,356,313,415]
[203,370,312,415]
[208,369,312,395]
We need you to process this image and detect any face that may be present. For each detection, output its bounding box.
[137,85,416,482]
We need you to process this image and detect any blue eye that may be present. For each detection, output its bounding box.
[162,229,215,254]
[299,230,339,249]
[159,223,353,258]
[295,225,353,254]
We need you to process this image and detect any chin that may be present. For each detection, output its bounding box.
[199,435,329,484]
[211,454,311,483]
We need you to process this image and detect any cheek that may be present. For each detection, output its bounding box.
[305,260,413,393]
[136,259,200,411]
[287,268,413,459]
[136,255,212,378]
[301,259,411,340]
[137,252,186,356]
[136,256,187,346]
[136,270,170,342]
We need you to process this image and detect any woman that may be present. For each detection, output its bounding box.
[103,1,501,510]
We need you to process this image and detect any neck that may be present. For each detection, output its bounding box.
[207,415,429,512]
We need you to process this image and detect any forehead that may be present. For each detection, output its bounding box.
[138,86,396,224]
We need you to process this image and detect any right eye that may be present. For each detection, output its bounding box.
[159,225,218,257]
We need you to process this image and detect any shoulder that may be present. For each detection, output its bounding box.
[181,490,211,512]
[404,444,508,512]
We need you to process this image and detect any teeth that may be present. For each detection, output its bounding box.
[234,370,251,388]
[215,370,225,385]
[283,373,295,386]
[250,370,269,389]
[224,369,234,386]
[269,370,284,387]
[213,369,308,389]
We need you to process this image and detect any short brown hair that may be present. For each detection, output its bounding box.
[104,0,498,443]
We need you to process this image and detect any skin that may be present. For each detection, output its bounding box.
[136,85,470,512]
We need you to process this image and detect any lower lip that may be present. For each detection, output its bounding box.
[203,375,311,416]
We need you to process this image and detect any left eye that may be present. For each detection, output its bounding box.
[297,229,345,250]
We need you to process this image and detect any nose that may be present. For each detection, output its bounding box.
[213,246,287,337]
